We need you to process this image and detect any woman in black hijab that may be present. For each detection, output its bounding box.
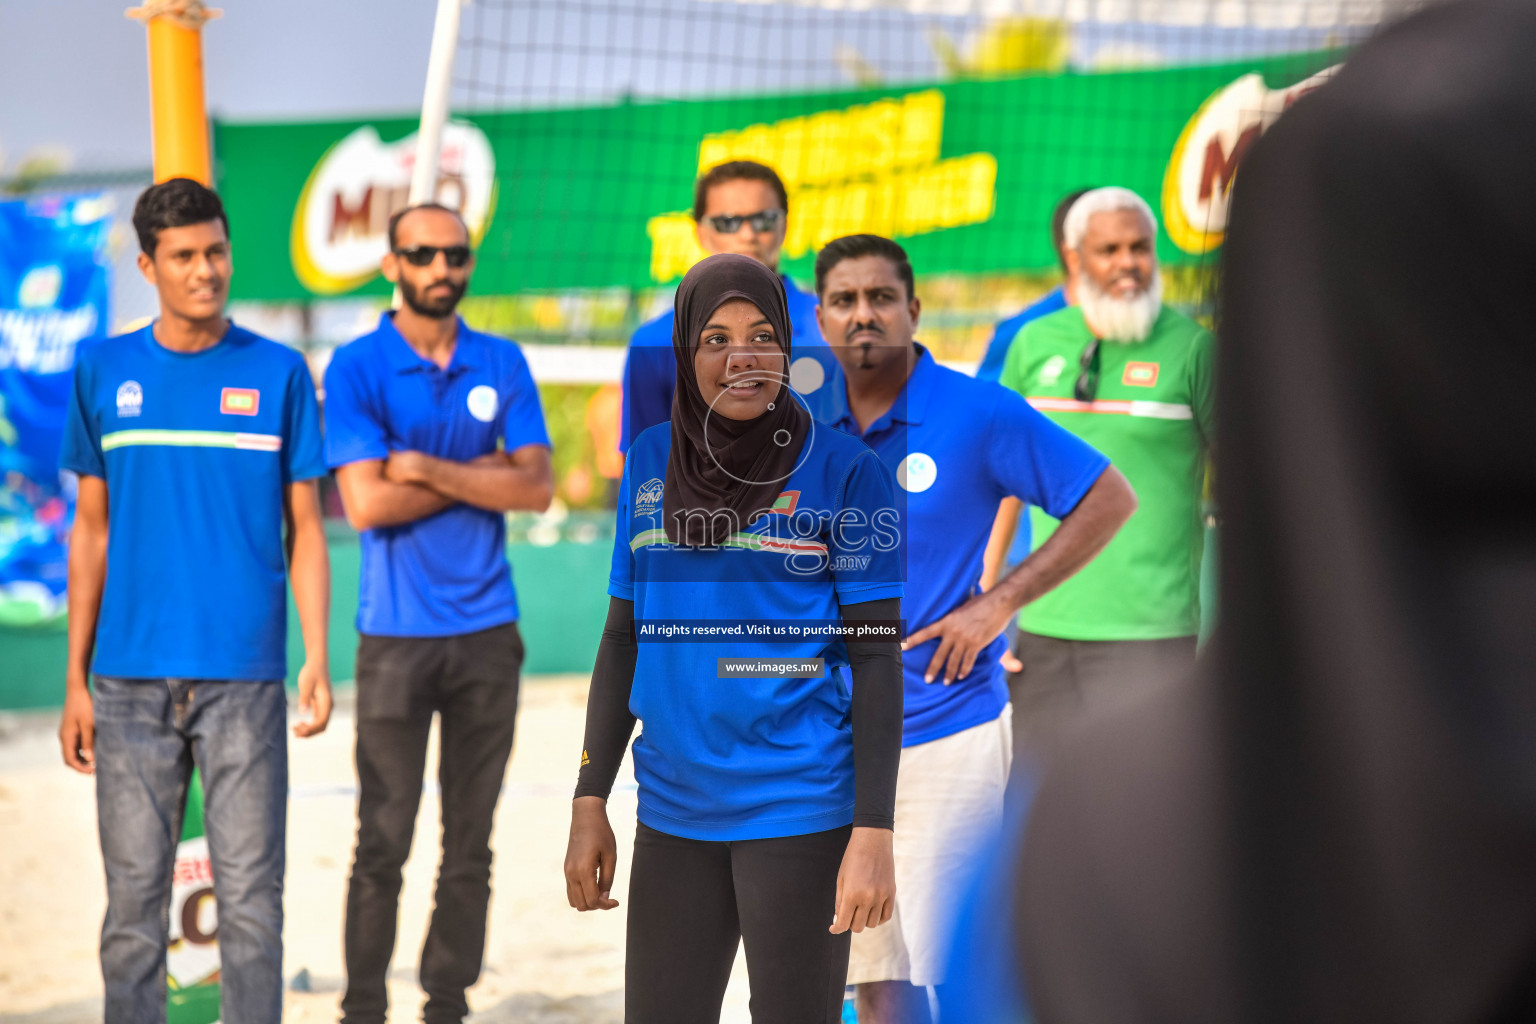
[661,252,813,547]
[946,2,1536,1021]
[563,253,907,1023]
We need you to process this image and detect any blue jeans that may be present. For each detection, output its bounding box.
[93,676,289,1024]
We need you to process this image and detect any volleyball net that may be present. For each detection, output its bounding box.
[437,0,1406,356]
[205,0,1416,510]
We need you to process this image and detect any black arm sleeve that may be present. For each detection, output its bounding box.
[841,596,904,831]
[573,596,639,801]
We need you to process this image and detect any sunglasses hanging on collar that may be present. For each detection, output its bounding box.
[1074,338,1103,403]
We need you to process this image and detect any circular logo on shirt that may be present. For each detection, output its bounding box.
[789,356,825,395]
[1038,354,1068,388]
[116,380,143,418]
[466,384,498,423]
[897,452,938,493]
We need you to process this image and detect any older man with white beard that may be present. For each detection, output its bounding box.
[997,187,1214,758]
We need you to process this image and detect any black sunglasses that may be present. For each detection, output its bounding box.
[1074,338,1102,403]
[707,209,782,234]
[393,245,472,268]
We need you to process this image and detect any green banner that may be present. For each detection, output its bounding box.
[214,50,1338,302]
[167,771,220,1024]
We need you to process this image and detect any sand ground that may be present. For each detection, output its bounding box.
[0,675,756,1023]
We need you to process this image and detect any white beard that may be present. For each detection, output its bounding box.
[1078,268,1163,343]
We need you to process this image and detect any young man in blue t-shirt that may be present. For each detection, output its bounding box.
[620,160,844,451]
[324,203,553,1024]
[813,235,1136,1023]
[57,178,332,1023]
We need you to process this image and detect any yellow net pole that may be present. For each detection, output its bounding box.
[120,14,226,1013]
[126,0,222,185]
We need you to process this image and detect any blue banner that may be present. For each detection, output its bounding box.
[0,193,113,627]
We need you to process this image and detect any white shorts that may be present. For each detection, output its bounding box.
[847,706,1013,988]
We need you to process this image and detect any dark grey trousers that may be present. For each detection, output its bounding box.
[341,621,523,1024]
[1008,631,1198,765]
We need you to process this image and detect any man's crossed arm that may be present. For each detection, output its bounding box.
[334,444,555,532]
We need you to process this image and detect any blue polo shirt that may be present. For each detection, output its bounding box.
[824,346,1109,746]
[323,313,551,637]
[619,274,841,451]
[59,322,326,680]
[977,286,1070,564]
[612,422,904,841]
[975,285,1068,383]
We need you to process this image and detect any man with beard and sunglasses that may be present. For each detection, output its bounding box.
[323,202,554,1024]
[998,187,1214,758]
[619,160,845,454]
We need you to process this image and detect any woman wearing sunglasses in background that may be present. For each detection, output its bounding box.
[564,253,906,1023]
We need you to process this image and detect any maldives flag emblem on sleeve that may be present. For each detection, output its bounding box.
[1122,362,1160,387]
[767,490,800,515]
[220,388,260,415]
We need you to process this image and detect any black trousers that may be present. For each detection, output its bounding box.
[1008,631,1198,763]
[625,821,852,1024]
[341,622,523,1024]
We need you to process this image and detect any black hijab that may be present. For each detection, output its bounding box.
[663,253,810,547]
[1015,2,1536,1021]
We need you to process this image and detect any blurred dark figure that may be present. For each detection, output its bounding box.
[1012,1,1536,1022]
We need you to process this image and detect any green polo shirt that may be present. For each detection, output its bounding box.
[1000,304,1214,640]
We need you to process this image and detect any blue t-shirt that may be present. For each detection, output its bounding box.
[978,286,1071,565]
[323,313,551,637]
[611,422,904,841]
[619,274,841,451]
[823,346,1109,747]
[59,322,325,680]
[976,285,1068,384]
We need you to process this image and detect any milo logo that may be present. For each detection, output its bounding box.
[1161,66,1336,253]
[290,121,496,295]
